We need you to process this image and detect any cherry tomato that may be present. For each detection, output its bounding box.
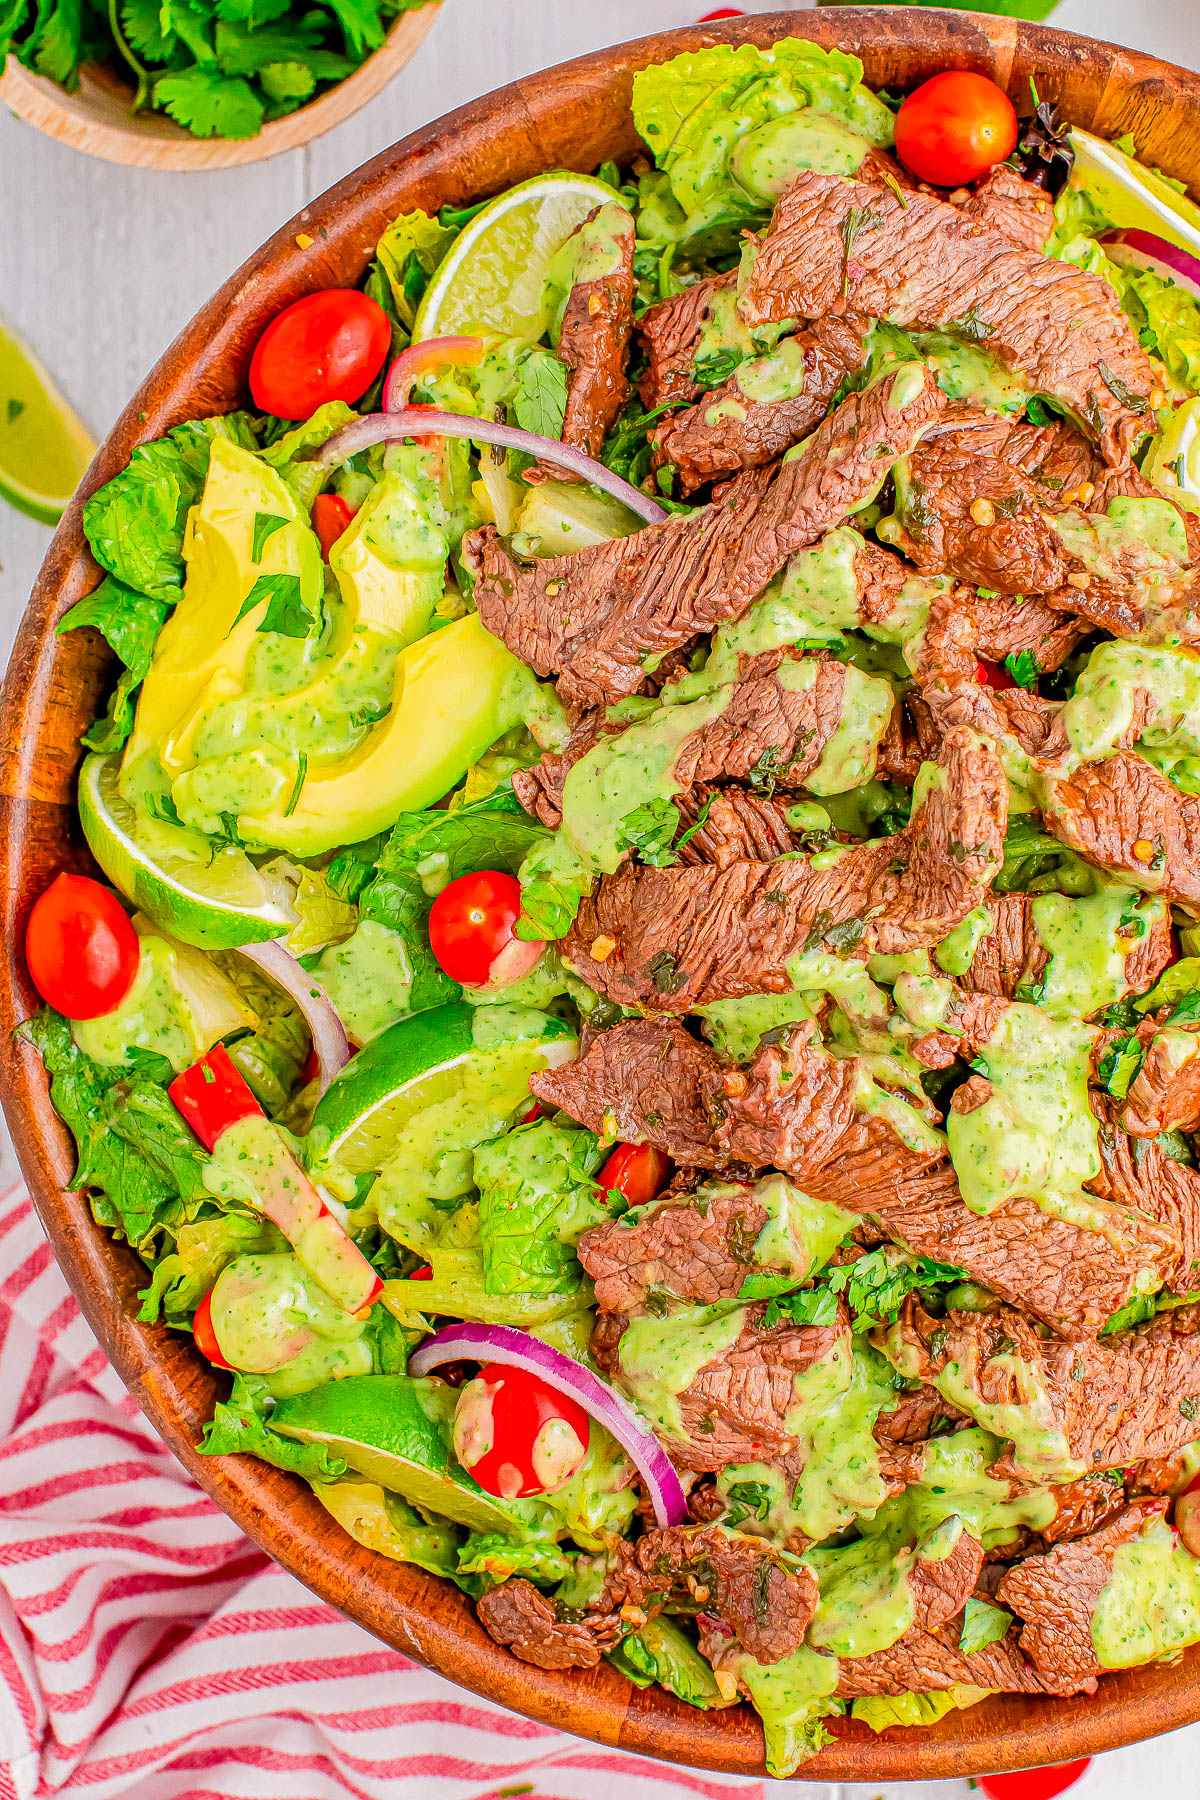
[977,657,1018,690]
[249,289,391,419]
[979,1760,1091,1800]
[894,71,1018,188]
[428,870,545,989]
[410,1266,434,1280]
[193,1290,234,1371]
[598,1141,673,1207]
[25,872,139,1020]
[453,1363,589,1498]
[311,493,356,561]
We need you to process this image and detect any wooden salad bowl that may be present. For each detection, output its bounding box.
[0,0,440,169]
[2,9,1200,1777]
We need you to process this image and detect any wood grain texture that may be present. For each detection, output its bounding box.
[0,4,441,169]
[3,9,1200,1779]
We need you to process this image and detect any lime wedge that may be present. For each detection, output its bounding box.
[0,318,94,525]
[78,751,291,950]
[271,1374,522,1534]
[1070,128,1200,255]
[310,1000,577,1173]
[413,171,621,343]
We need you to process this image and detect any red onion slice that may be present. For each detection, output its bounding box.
[408,1321,689,1528]
[235,939,350,1095]
[1101,229,1200,302]
[383,336,485,412]
[314,409,668,527]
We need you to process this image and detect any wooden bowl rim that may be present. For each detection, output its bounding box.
[4,8,1200,1778]
[0,1,440,169]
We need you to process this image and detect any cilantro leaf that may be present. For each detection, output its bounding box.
[619,795,680,867]
[1003,650,1039,691]
[234,571,320,637]
[513,352,569,443]
[154,68,265,140]
[825,1248,967,1330]
[959,1597,1012,1654]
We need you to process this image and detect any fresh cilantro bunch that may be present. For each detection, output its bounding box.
[1,0,437,140]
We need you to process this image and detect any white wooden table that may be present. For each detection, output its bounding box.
[3,2,1200,1791]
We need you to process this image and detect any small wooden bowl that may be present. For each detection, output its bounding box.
[3,8,1200,1780]
[0,1,440,168]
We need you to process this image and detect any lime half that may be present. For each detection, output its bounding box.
[271,1374,520,1534]
[79,752,291,950]
[310,1000,576,1173]
[0,318,94,525]
[413,171,620,343]
[1071,128,1200,256]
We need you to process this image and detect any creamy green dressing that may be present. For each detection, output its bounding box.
[785,1338,896,1541]
[750,1173,859,1287]
[733,335,810,406]
[1053,496,1190,583]
[730,108,873,204]
[315,920,414,1044]
[1147,394,1200,516]
[730,1643,840,1779]
[1031,886,1168,1020]
[73,919,252,1071]
[934,907,994,977]
[1092,1519,1200,1667]
[1060,640,1200,790]
[543,201,633,342]
[615,1302,748,1441]
[210,1251,371,1398]
[697,991,818,1061]
[802,662,896,796]
[912,332,1032,416]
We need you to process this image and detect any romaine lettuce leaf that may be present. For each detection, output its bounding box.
[138,1212,279,1325]
[200,1376,347,1481]
[608,1616,732,1708]
[632,37,894,235]
[376,209,457,330]
[58,577,169,755]
[474,1117,606,1297]
[851,1684,991,1732]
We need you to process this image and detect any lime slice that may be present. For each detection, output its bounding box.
[271,1374,521,1534]
[413,171,620,343]
[78,751,291,950]
[310,1000,577,1174]
[1071,128,1200,256]
[0,317,94,525]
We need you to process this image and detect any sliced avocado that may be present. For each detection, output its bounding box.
[123,437,322,774]
[239,614,542,855]
[328,468,446,643]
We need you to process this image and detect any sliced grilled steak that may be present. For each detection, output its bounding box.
[1090,1103,1200,1295]
[674,785,795,867]
[562,725,1005,1008]
[1040,1473,1131,1545]
[875,1384,969,1445]
[637,272,735,411]
[738,171,1156,464]
[1121,1022,1200,1137]
[834,1617,1086,1697]
[553,202,636,461]
[611,1302,849,1474]
[578,1178,772,1314]
[1041,750,1200,906]
[970,592,1092,673]
[996,1500,1167,1690]
[468,366,944,709]
[535,1022,1169,1335]
[876,1299,1200,1480]
[956,892,1172,1004]
[602,1522,819,1665]
[477,1579,622,1670]
[650,314,872,494]
[959,165,1056,253]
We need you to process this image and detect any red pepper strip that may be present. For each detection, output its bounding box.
[169,1043,260,1152]
[169,1046,381,1314]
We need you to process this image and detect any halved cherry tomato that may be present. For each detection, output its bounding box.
[169,1043,262,1153]
[249,289,391,419]
[894,71,1018,188]
[192,1289,233,1371]
[311,493,356,561]
[977,657,1018,690]
[25,872,139,1020]
[979,1759,1091,1800]
[453,1363,589,1499]
[598,1141,672,1207]
[428,870,545,990]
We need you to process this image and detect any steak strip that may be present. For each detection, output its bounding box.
[552,202,636,461]
[738,171,1156,465]
[468,365,945,709]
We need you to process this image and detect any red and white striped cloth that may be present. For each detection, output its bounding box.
[0,1183,778,1800]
